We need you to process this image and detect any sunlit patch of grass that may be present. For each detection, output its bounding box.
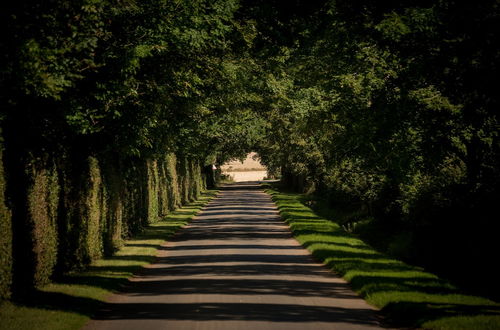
[423,315,500,329]
[0,190,218,330]
[263,184,500,329]
[0,302,87,330]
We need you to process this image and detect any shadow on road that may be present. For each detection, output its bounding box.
[96,302,377,324]
[83,182,382,329]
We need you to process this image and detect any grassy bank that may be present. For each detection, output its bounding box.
[0,189,218,330]
[263,184,500,329]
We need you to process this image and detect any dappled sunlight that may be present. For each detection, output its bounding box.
[0,191,218,330]
[265,184,500,329]
[79,182,380,330]
[3,0,498,329]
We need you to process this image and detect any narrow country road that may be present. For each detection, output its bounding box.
[83,182,380,330]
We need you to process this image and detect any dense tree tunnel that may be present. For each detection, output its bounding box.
[1,0,499,305]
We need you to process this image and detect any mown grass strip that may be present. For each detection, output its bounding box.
[0,189,218,330]
[264,185,500,329]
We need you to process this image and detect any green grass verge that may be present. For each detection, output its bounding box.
[0,190,218,330]
[263,184,500,329]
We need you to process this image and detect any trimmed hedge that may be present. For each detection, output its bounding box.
[189,159,203,200]
[1,147,207,296]
[165,153,180,210]
[81,157,105,262]
[157,157,170,217]
[146,159,160,224]
[26,162,59,287]
[101,159,124,255]
[0,133,12,299]
[177,156,189,204]
[121,159,148,237]
[0,124,208,297]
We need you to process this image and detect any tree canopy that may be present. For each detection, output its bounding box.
[1,0,499,298]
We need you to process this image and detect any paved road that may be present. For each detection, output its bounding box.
[84,182,380,330]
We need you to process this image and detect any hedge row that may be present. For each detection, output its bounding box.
[0,130,12,299]
[0,141,206,298]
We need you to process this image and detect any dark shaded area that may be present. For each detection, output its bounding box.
[215,183,266,191]
[382,302,500,328]
[16,290,104,317]
[198,210,278,216]
[95,302,377,324]
[156,253,314,265]
[105,264,330,277]
[187,218,281,226]
[296,183,500,302]
[172,229,293,240]
[268,183,500,328]
[119,278,359,299]
[201,206,278,211]
[163,243,304,251]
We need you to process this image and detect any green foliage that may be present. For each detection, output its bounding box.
[177,157,191,204]
[0,133,12,299]
[190,160,204,198]
[0,0,251,300]
[252,0,500,297]
[8,0,106,101]
[120,160,148,236]
[79,157,105,264]
[101,160,124,255]
[26,162,59,287]
[146,159,160,224]
[58,156,111,271]
[1,0,499,309]
[265,184,500,329]
[164,153,181,210]
[0,190,218,330]
[157,159,170,217]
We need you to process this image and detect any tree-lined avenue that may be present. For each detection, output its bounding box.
[84,182,380,330]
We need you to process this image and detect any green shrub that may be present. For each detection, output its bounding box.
[121,160,147,236]
[55,152,90,272]
[27,162,59,287]
[62,156,106,269]
[157,157,170,217]
[101,159,124,255]
[165,153,180,210]
[80,157,105,263]
[266,185,500,329]
[146,159,160,223]
[188,159,203,201]
[386,231,415,261]
[0,135,12,299]
[177,156,190,204]
[2,147,207,296]
[196,162,203,196]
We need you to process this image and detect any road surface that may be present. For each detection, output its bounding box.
[83,182,380,330]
